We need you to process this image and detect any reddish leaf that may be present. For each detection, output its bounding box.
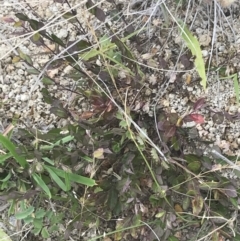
[105,100,114,112]
[95,7,106,22]
[1,16,15,23]
[157,121,171,131]
[91,95,105,107]
[80,111,94,120]
[165,125,176,138]
[174,203,183,213]
[193,98,205,111]
[187,113,204,124]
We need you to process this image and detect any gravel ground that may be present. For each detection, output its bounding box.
[1,0,240,240]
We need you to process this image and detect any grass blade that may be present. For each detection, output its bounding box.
[0,134,27,168]
[32,173,51,198]
[44,165,67,192]
[178,20,207,89]
[44,165,96,186]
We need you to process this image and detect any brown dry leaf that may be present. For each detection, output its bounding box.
[174,203,183,213]
[186,74,192,84]
[192,195,204,216]
[80,111,94,120]
[2,124,14,136]
[12,56,21,63]
[103,238,112,241]
[142,15,150,23]
[141,53,154,60]
[151,47,158,54]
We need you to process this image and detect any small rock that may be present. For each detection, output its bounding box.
[20,94,29,101]
[21,86,28,92]
[202,50,208,57]
[218,46,225,52]
[17,69,24,75]
[58,29,68,39]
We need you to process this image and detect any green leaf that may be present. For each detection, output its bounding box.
[44,165,67,192]
[107,187,118,210]
[41,88,54,104]
[0,152,13,164]
[42,157,54,165]
[28,19,42,31]
[168,236,179,241]
[0,134,27,168]
[199,181,220,190]
[35,209,46,219]
[50,106,68,118]
[32,173,51,198]
[64,171,71,191]
[0,172,11,182]
[31,32,41,43]
[44,165,96,186]
[25,55,33,65]
[62,12,77,23]
[229,197,238,208]
[15,13,29,21]
[40,135,74,151]
[33,218,43,229]
[79,48,99,61]
[16,48,33,65]
[99,35,111,49]
[26,68,39,74]
[42,77,54,85]
[23,216,34,224]
[32,227,42,235]
[41,227,50,238]
[0,228,12,241]
[182,196,190,210]
[15,206,34,220]
[233,73,239,104]
[187,161,201,173]
[51,34,65,47]
[178,20,206,89]
[155,210,165,218]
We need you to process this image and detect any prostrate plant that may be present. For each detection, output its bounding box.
[1,0,240,240]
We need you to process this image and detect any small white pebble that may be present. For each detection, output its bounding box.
[218,46,225,52]
[20,94,29,102]
[202,50,208,57]
[187,86,193,92]
[21,86,28,92]
[17,69,24,75]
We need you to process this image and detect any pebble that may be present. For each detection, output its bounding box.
[20,94,29,102]
[17,69,24,75]
[21,86,28,92]
[202,50,208,57]
[218,46,225,52]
